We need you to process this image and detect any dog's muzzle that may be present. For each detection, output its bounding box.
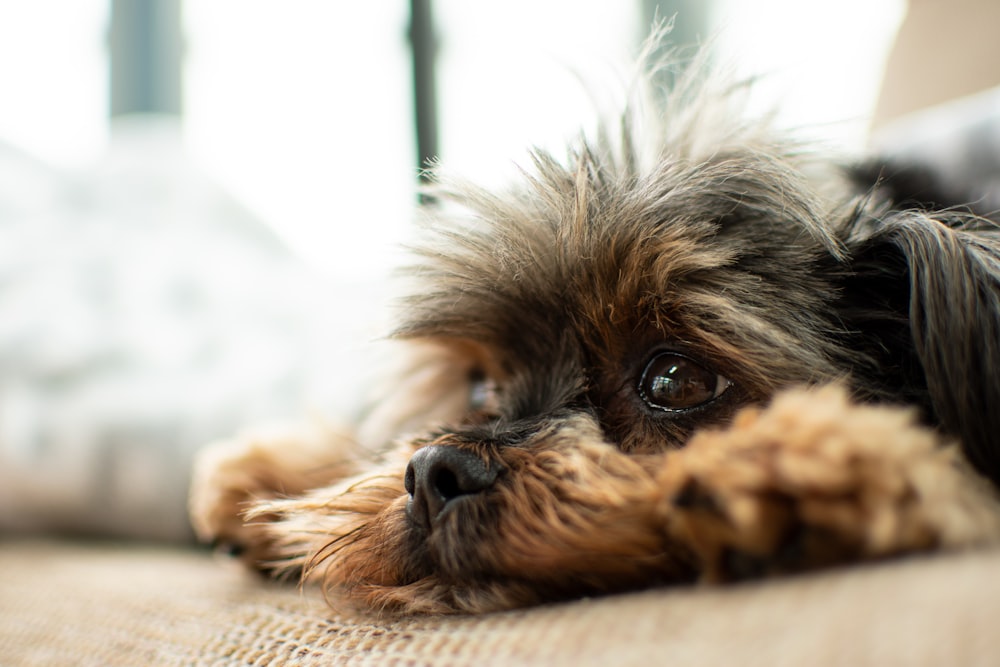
[404,445,498,531]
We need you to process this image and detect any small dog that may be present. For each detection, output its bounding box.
[190,42,1000,615]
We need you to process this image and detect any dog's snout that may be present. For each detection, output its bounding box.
[405,445,497,530]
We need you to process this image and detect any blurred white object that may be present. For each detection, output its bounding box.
[0,117,390,541]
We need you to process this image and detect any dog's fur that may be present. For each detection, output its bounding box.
[190,41,1000,615]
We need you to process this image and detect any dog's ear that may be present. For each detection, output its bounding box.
[838,202,1000,486]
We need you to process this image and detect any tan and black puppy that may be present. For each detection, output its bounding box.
[191,39,1000,615]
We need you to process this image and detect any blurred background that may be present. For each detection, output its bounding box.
[0,0,908,278]
[1,0,996,543]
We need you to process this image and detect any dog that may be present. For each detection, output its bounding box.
[190,39,1000,615]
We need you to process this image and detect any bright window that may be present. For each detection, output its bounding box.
[0,1,905,278]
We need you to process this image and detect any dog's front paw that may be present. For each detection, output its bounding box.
[660,386,1000,582]
[189,434,287,572]
[189,424,359,573]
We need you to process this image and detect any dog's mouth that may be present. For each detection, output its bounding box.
[298,426,698,613]
[398,444,510,585]
[390,429,697,595]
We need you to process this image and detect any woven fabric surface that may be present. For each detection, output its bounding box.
[1,539,999,667]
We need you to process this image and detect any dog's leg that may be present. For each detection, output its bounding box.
[659,385,1000,582]
[189,422,362,572]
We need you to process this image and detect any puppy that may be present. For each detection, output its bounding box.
[190,44,1000,615]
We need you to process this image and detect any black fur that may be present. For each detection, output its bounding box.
[845,160,1000,483]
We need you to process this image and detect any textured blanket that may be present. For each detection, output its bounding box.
[1,540,998,666]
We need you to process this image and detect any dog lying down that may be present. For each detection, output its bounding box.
[190,41,1000,615]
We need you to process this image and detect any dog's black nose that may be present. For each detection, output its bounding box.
[404,445,497,530]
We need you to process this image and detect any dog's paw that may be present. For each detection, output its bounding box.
[660,386,1000,582]
[189,423,360,573]
[189,432,289,572]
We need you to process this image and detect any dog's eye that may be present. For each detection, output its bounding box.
[638,353,730,412]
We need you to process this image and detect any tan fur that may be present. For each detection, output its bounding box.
[191,385,1000,614]
[189,421,362,570]
[659,386,1000,581]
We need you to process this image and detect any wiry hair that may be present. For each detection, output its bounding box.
[202,36,1000,615]
[395,48,1000,468]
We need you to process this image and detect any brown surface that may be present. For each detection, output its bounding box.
[1,539,1000,666]
[873,0,1000,127]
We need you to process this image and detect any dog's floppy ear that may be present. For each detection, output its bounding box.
[839,188,1000,485]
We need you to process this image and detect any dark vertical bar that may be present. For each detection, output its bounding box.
[409,0,439,199]
[109,0,183,117]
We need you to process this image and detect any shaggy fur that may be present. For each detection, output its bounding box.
[190,40,1000,615]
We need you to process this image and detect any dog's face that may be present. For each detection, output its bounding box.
[263,68,1000,614]
[275,144,881,612]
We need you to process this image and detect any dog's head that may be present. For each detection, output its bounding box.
[266,57,1000,614]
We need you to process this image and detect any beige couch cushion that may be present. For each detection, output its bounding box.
[1,540,999,666]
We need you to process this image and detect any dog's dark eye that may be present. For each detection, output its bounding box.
[638,353,730,412]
